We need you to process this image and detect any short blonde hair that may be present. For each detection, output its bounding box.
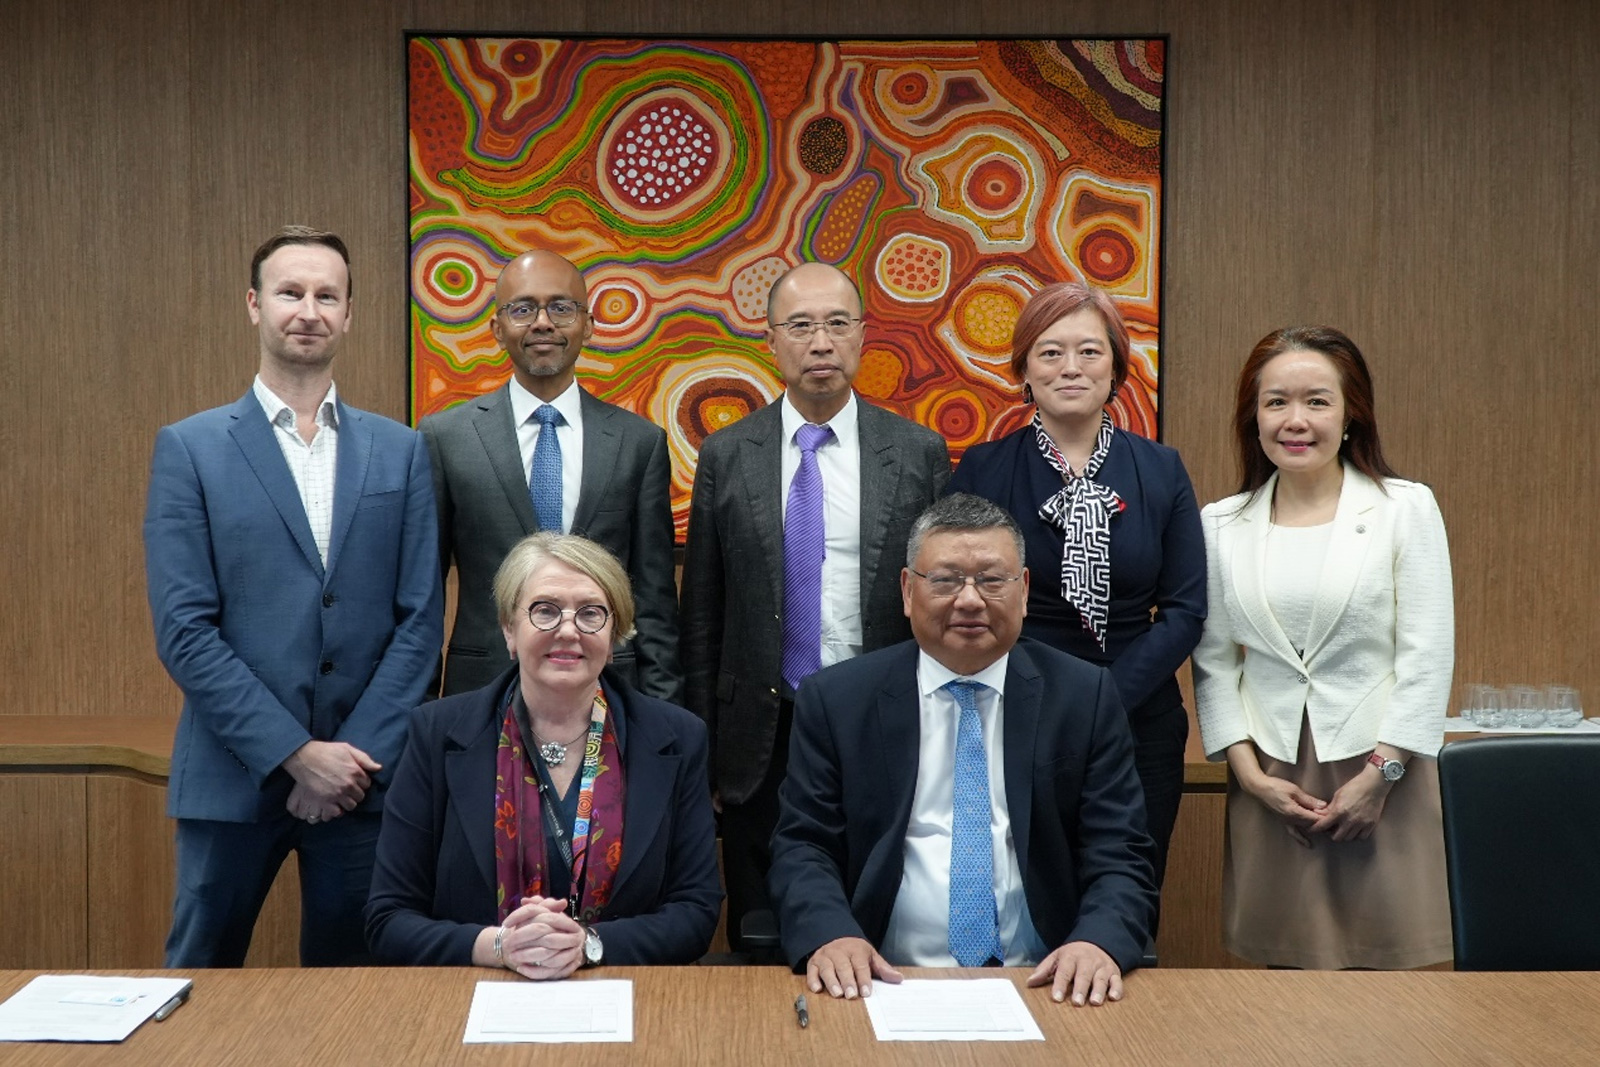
[492,533,637,644]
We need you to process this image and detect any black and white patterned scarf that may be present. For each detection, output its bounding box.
[1033,411,1125,650]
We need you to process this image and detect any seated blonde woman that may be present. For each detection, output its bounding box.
[366,533,721,976]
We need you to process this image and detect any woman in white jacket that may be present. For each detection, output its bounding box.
[1193,326,1454,969]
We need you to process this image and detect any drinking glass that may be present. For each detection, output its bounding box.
[1546,685,1584,728]
[1508,685,1546,729]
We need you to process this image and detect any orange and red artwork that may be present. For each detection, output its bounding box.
[409,37,1165,537]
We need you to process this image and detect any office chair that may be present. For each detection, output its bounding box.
[1438,735,1600,970]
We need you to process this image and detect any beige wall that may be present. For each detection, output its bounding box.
[3,0,1596,717]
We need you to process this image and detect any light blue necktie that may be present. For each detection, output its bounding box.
[946,679,1002,967]
[529,404,564,532]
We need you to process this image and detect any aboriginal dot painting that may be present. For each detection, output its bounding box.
[409,37,1165,538]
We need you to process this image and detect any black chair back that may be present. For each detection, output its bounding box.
[1439,735,1600,970]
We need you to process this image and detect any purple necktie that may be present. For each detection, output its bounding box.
[781,423,834,692]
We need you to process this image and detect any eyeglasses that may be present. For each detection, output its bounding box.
[499,299,586,327]
[908,569,1022,599]
[771,317,862,340]
[525,601,611,633]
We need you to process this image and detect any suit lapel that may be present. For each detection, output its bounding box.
[323,401,368,579]
[740,403,787,612]
[226,392,323,576]
[875,649,923,846]
[1225,475,1304,664]
[572,389,617,536]
[856,401,899,608]
[472,386,540,533]
[611,700,675,901]
[1302,468,1381,659]
[1001,649,1041,880]
[444,701,502,898]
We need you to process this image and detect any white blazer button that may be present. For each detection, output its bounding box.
[1355,524,1367,533]
[1297,673,1308,684]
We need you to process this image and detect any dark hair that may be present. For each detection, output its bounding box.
[906,493,1025,568]
[249,225,353,299]
[1231,325,1398,496]
[1008,282,1130,398]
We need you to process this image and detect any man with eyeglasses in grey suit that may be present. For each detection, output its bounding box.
[420,251,681,702]
[680,262,951,952]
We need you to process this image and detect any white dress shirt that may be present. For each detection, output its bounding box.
[1263,522,1332,655]
[779,392,863,669]
[881,651,1049,967]
[253,375,338,566]
[508,375,585,534]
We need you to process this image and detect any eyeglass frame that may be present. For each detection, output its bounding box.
[769,316,864,341]
[498,299,588,327]
[906,568,1023,600]
[524,600,612,633]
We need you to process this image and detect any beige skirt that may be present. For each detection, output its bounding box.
[1223,716,1453,969]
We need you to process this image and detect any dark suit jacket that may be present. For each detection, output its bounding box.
[144,391,443,820]
[364,666,723,966]
[678,397,950,804]
[769,638,1158,973]
[947,426,1206,722]
[420,384,681,701]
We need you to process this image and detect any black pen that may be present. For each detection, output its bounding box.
[794,994,809,1029]
[153,988,190,1022]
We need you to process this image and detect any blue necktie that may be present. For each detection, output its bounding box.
[529,404,564,532]
[946,679,1002,967]
[781,423,833,692]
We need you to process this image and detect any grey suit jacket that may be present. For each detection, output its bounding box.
[419,384,682,701]
[679,396,951,804]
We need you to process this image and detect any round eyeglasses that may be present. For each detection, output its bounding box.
[771,316,862,340]
[908,568,1022,600]
[525,601,611,633]
[499,299,586,327]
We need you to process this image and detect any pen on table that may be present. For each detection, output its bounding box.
[153,988,190,1022]
[794,994,809,1029]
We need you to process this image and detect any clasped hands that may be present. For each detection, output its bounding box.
[283,739,381,824]
[1246,765,1393,846]
[489,896,585,980]
[806,936,1123,1006]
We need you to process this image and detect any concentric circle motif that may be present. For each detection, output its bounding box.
[951,284,1024,355]
[501,41,541,76]
[587,279,646,333]
[928,389,987,449]
[599,92,724,217]
[1077,226,1138,285]
[876,234,951,303]
[411,238,495,326]
[964,155,1028,217]
[677,375,770,450]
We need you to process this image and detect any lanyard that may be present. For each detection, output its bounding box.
[510,684,608,919]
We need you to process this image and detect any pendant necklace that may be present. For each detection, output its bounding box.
[532,724,589,767]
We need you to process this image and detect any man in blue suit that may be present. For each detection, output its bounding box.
[144,226,443,967]
[770,494,1156,1006]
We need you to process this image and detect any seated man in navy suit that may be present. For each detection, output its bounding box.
[144,226,442,966]
[770,494,1156,1006]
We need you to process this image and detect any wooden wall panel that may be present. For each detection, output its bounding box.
[86,776,174,968]
[0,777,87,969]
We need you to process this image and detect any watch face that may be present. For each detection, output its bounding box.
[584,928,603,964]
[1382,760,1404,782]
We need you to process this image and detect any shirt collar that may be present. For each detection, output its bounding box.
[916,648,1011,700]
[780,389,858,449]
[253,375,338,431]
[508,374,583,430]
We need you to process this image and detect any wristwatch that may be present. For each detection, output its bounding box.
[581,923,604,968]
[1367,751,1405,782]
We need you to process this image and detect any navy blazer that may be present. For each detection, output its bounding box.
[947,426,1205,721]
[143,391,443,820]
[364,666,723,967]
[769,639,1157,973]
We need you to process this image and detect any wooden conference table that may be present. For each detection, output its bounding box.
[2,966,1596,1066]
